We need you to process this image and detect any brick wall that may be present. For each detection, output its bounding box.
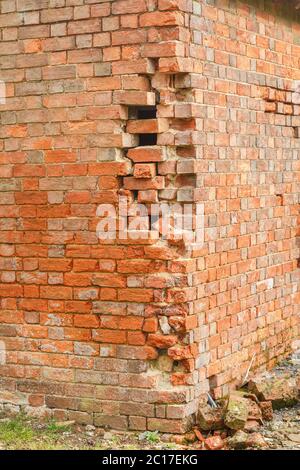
[0,0,299,433]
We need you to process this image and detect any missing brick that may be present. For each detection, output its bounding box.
[137,106,157,120]
[129,106,157,120]
[139,133,157,146]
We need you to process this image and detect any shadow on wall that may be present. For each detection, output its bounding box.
[226,0,300,21]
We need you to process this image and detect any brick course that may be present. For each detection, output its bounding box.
[0,0,299,432]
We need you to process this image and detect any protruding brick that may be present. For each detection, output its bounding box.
[127,119,169,134]
[113,91,156,106]
[159,57,196,74]
[123,176,165,190]
[127,146,167,162]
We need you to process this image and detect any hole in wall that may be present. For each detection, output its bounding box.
[137,106,157,120]
[139,133,157,146]
[128,106,157,120]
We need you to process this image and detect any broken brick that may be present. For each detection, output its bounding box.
[198,405,224,431]
[224,395,249,431]
[248,375,298,410]
[204,435,224,450]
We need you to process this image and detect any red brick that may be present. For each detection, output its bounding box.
[133,163,156,179]
[112,0,147,15]
[127,119,169,134]
[139,11,184,27]
[127,146,166,162]
[123,176,165,190]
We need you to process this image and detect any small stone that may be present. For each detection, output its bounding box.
[244,420,261,433]
[86,424,96,432]
[228,430,268,449]
[204,435,224,450]
[185,431,197,443]
[197,405,224,431]
[246,433,268,449]
[227,430,248,450]
[160,433,172,443]
[172,435,186,445]
[224,395,249,430]
[287,433,300,444]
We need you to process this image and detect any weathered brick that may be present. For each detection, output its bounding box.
[127,119,169,134]
[139,11,184,27]
[113,91,156,106]
[127,146,167,162]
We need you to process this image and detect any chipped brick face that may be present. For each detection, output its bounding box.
[0,0,299,432]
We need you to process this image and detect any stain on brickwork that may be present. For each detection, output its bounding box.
[0,0,299,433]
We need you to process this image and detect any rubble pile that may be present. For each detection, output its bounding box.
[190,359,300,450]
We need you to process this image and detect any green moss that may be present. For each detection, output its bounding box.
[0,414,74,450]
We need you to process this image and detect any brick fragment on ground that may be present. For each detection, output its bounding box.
[248,375,299,410]
[204,435,224,450]
[224,395,249,430]
[197,405,224,431]
[227,430,268,450]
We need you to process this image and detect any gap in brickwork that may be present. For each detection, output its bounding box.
[127,105,158,146]
[137,107,157,120]
[139,133,157,146]
[128,106,157,120]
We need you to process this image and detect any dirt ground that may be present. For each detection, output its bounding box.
[259,356,300,450]
[0,356,299,451]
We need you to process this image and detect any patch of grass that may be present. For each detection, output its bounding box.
[139,430,160,443]
[0,414,36,448]
[164,442,178,449]
[44,419,73,436]
[0,414,75,450]
[0,413,181,450]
